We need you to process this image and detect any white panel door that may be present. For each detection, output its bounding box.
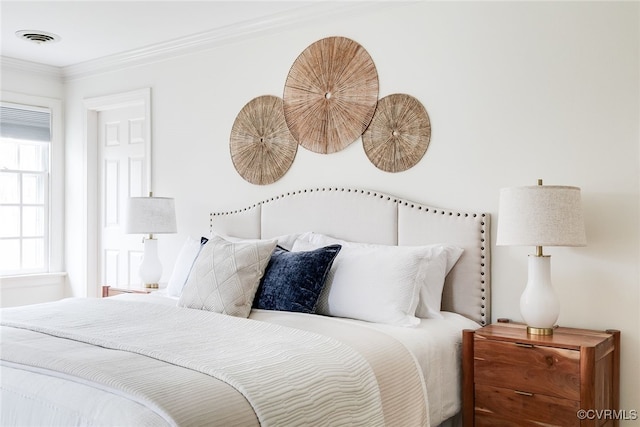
[98,105,148,288]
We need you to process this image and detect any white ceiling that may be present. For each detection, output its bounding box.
[1,1,317,68]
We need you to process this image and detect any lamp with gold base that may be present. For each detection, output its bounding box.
[497,179,586,335]
[125,194,177,288]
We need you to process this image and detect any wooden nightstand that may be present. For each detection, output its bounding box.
[462,322,620,426]
[101,285,154,297]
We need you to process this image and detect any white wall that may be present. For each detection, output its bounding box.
[1,61,63,99]
[12,1,640,420]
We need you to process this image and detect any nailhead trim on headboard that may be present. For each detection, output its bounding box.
[210,187,490,325]
[211,187,484,215]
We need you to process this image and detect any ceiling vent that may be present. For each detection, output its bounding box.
[15,30,61,45]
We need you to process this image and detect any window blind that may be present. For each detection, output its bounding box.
[0,105,51,142]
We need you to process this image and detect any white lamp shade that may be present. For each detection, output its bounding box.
[496,185,586,247]
[125,197,177,234]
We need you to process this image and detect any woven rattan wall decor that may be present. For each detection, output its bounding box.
[229,95,298,185]
[362,93,431,173]
[229,36,432,184]
[283,36,379,154]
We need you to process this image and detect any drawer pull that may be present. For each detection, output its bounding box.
[514,342,534,348]
[514,390,534,397]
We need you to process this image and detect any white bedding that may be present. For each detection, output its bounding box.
[338,313,480,424]
[136,292,480,425]
[0,293,480,427]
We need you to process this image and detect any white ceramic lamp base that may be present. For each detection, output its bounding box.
[520,255,559,335]
[139,237,162,288]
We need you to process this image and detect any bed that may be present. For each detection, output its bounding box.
[1,187,490,427]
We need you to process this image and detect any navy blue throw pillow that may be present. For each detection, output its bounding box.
[254,244,341,314]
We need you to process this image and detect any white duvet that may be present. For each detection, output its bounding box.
[1,294,479,426]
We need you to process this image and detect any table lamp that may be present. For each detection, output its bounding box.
[125,194,177,288]
[496,179,586,335]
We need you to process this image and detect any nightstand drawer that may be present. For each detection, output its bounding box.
[474,339,580,400]
[475,384,580,427]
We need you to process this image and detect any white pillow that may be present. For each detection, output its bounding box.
[178,235,276,318]
[414,246,464,319]
[166,236,207,297]
[292,232,445,326]
[219,233,299,251]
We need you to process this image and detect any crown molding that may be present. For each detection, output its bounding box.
[1,56,63,80]
[62,2,392,82]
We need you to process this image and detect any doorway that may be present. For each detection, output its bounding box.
[83,88,151,297]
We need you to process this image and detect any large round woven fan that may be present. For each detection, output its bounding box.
[283,36,379,154]
[362,93,431,173]
[230,95,298,185]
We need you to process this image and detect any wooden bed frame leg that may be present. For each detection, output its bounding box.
[462,329,475,427]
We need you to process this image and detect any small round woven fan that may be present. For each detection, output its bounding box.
[362,93,431,173]
[230,95,298,185]
[283,36,379,154]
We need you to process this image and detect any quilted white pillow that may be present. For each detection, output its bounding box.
[220,233,300,251]
[293,232,446,326]
[178,235,277,318]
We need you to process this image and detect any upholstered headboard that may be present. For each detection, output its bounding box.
[210,187,490,325]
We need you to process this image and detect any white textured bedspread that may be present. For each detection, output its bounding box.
[1,297,429,427]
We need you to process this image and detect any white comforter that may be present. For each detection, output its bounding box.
[2,298,442,425]
[0,295,475,427]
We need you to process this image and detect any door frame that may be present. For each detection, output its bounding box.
[82,88,151,297]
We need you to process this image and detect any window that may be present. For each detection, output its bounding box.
[0,104,52,275]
